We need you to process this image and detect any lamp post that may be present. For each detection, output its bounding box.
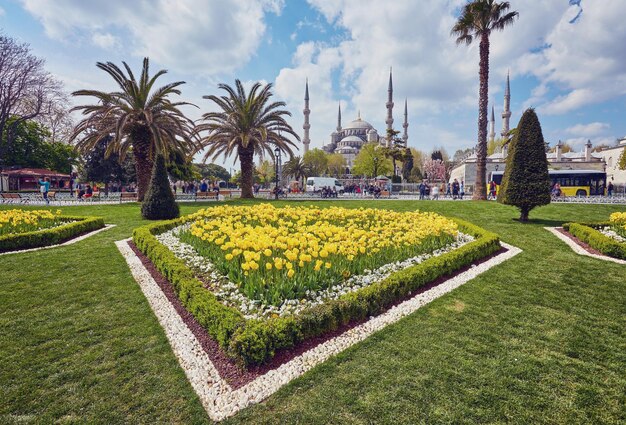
[274,147,281,200]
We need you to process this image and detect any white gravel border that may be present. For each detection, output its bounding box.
[116,238,521,421]
[0,224,115,256]
[545,227,626,265]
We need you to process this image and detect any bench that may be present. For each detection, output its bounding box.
[195,191,218,201]
[0,193,24,203]
[119,192,138,203]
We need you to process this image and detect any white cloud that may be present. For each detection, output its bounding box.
[517,1,626,114]
[565,122,610,137]
[0,6,5,16]
[20,0,283,75]
[91,32,119,50]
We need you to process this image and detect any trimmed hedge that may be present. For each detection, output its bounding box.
[562,222,626,260]
[0,216,105,253]
[133,217,501,367]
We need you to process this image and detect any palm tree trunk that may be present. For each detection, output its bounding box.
[239,145,255,198]
[473,33,490,201]
[131,127,154,202]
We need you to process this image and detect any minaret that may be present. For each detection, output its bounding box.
[385,67,394,147]
[489,105,496,144]
[501,71,511,138]
[336,102,342,133]
[302,79,311,154]
[402,98,408,146]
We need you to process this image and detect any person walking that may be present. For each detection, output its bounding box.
[38,177,50,205]
[460,180,465,199]
[419,181,426,200]
[607,181,614,197]
[431,183,439,200]
[452,179,460,200]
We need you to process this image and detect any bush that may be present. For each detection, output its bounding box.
[498,108,551,221]
[134,217,500,367]
[563,222,626,260]
[0,216,105,253]
[141,153,180,220]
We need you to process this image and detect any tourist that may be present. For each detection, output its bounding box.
[418,181,426,200]
[460,180,465,199]
[452,179,460,199]
[84,184,93,199]
[431,183,439,200]
[38,177,50,205]
[446,182,452,198]
[607,181,614,197]
[200,180,209,193]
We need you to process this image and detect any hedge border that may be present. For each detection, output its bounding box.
[0,216,105,253]
[133,215,500,367]
[562,222,626,260]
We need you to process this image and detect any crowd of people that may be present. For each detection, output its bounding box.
[418,179,465,200]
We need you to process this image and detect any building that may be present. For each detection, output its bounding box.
[449,75,622,191]
[304,68,409,172]
[595,137,626,190]
[0,168,70,192]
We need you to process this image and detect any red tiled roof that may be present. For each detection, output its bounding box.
[1,168,70,178]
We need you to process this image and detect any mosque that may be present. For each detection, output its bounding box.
[302,69,409,171]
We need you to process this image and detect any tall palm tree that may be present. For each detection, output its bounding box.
[196,80,300,198]
[283,155,309,186]
[71,58,196,201]
[452,0,518,200]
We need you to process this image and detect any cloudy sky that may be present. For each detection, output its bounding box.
[1,0,625,168]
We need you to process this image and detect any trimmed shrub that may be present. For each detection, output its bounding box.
[498,108,550,221]
[141,153,180,220]
[0,216,105,253]
[134,217,501,367]
[563,222,626,260]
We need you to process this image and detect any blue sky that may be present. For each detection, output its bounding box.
[1,0,625,169]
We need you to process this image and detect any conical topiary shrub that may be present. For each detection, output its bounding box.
[141,153,180,220]
[498,108,550,222]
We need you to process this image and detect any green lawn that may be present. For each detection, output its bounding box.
[1,200,625,424]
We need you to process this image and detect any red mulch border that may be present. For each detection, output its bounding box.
[128,240,506,389]
[554,227,605,256]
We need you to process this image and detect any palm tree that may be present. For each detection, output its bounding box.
[71,58,196,201]
[283,155,309,186]
[452,0,518,200]
[196,80,300,198]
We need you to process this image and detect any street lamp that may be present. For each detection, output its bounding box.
[274,147,281,200]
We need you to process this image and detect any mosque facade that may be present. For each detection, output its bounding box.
[302,69,409,172]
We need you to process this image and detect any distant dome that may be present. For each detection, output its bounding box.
[344,117,374,130]
[337,146,357,153]
[340,135,364,143]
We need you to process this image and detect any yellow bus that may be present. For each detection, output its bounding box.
[489,170,606,197]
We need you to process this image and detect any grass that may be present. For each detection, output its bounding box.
[1,200,625,424]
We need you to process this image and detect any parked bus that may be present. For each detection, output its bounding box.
[306,177,344,193]
[489,169,606,197]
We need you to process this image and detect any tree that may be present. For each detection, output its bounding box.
[422,159,447,182]
[197,80,299,198]
[410,148,426,176]
[0,117,77,173]
[431,150,444,161]
[487,138,506,155]
[196,163,230,182]
[409,166,423,183]
[452,0,518,200]
[352,143,392,178]
[166,149,198,182]
[549,142,573,153]
[401,148,414,181]
[83,135,135,192]
[282,155,309,184]
[303,148,328,176]
[592,143,611,153]
[141,153,180,220]
[327,153,346,177]
[0,35,66,170]
[71,58,195,201]
[498,108,550,222]
[256,159,275,186]
[618,148,626,170]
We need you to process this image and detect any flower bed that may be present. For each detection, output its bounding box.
[0,209,105,252]
[563,212,626,260]
[133,204,501,367]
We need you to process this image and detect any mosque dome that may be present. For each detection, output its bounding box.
[340,135,364,143]
[344,114,374,131]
